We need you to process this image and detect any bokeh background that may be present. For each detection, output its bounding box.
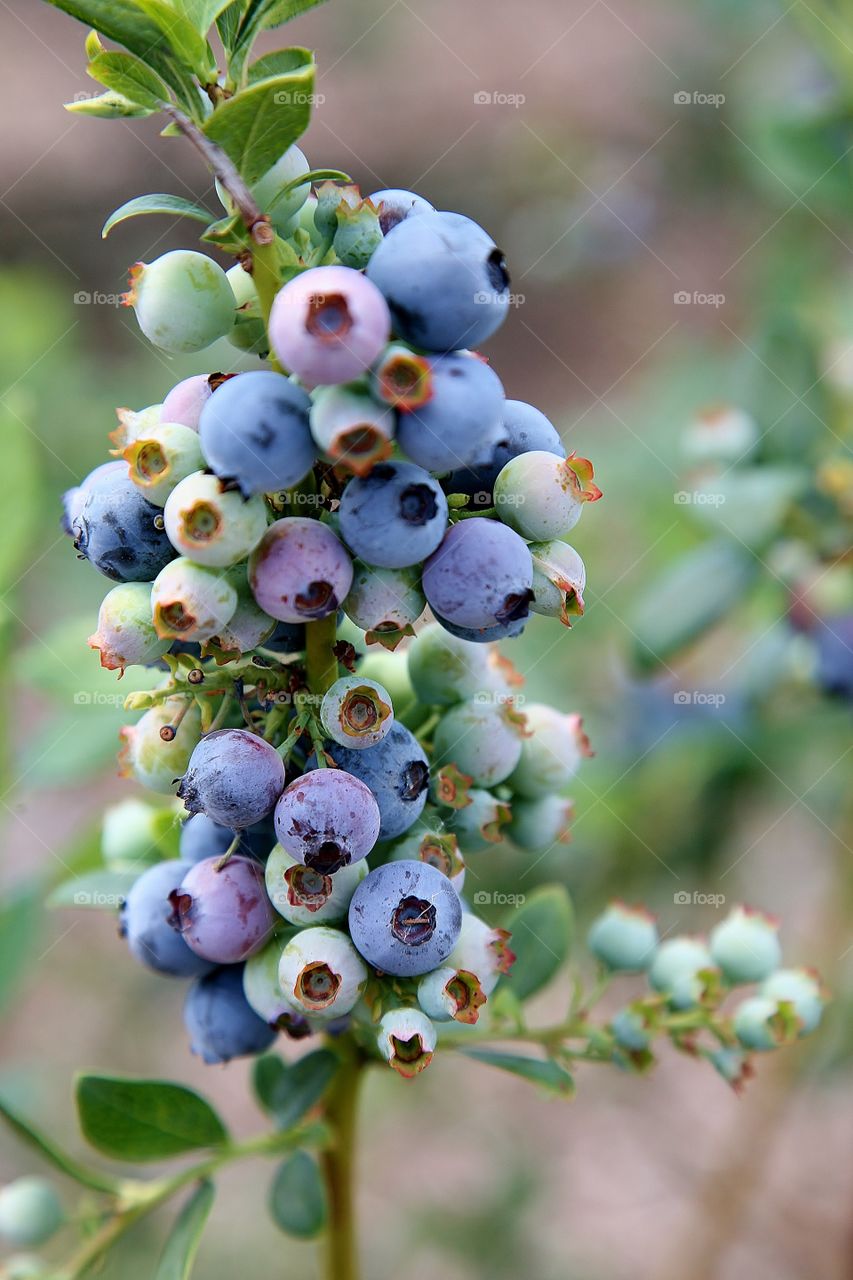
[1,0,852,1276]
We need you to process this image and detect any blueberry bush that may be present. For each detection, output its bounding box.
[0,3,829,1278]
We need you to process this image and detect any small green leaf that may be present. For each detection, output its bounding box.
[203,60,315,184]
[501,885,574,1002]
[217,0,249,53]
[87,52,172,109]
[76,1076,228,1162]
[260,0,330,27]
[174,0,236,32]
[133,0,217,79]
[199,214,249,253]
[246,46,313,82]
[630,538,759,669]
[66,90,155,118]
[156,1181,215,1280]
[0,1096,119,1194]
[102,194,213,238]
[459,1049,575,1095]
[252,1050,339,1129]
[84,27,104,57]
[47,869,137,911]
[269,1152,327,1238]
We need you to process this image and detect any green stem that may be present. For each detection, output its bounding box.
[321,1053,363,1280]
[252,238,284,373]
[305,614,339,696]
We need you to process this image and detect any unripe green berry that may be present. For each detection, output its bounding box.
[417,966,485,1024]
[310,387,395,476]
[649,936,718,1009]
[508,794,573,853]
[443,788,510,854]
[205,568,276,658]
[333,196,383,269]
[610,1007,652,1052]
[164,472,268,568]
[121,421,205,507]
[709,906,782,984]
[433,698,526,787]
[760,968,825,1036]
[494,451,602,540]
[587,902,658,972]
[265,844,367,926]
[151,557,238,641]
[0,1178,62,1248]
[507,705,591,799]
[119,698,202,794]
[320,675,394,749]
[388,811,466,890]
[407,623,520,706]
[357,649,416,718]
[529,540,586,625]
[343,561,425,649]
[88,581,170,673]
[226,264,267,355]
[733,995,789,1051]
[448,914,515,996]
[123,251,234,354]
[101,797,171,870]
[377,1007,436,1077]
[279,927,367,1021]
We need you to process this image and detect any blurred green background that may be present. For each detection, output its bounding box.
[1,0,852,1277]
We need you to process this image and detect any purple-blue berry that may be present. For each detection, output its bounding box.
[396,353,505,473]
[368,188,434,235]
[338,461,448,569]
[422,518,534,632]
[249,517,353,623]
[121,859,214,978]
[348,859,462,977]
[199,371,315,498]
[316,720,429,840]
[178,729,285,828]
[69,463,175,582]
[184,965,277,1064]
[170,855,277,964]
[274,769,381,873]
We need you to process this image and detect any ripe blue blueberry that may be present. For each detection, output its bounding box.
[338,461,449,569]
[316,720,429,840]
[178,728,286,828]
[377,1008,437,1077]
[309,386,395,476]
[343,561,426,646]
[269,265,391,386]
[278,927,368,1020]
[151,557,238,642]
[368,188,434,235]
[396,353,505,473]
[366,210,510,352]
[163,471,268,568]
[422,517,534,632]
[508,705,591,799]
[348,860,462,977]
[199,371,315,498]
[320,675,394,749]
[0,1178,63,1248]
[178,813,274,864]
[88,581,170,673]
[274,769,381,873]
[170,854,277,964]
[587,903,659,972]
[431,611,528,643]
[184,964,277,1064]
[123,251,235,354]
[494,451,602,541]
[120,859,213,977]
[265,843,367,925]
[649,937,718,1010]
[249,517,353,623]
[69,463,176,582]
[433,698,526,787]
[709,906,782,984]
[759,968,824,1036]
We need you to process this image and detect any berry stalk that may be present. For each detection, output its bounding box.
[320,1051,364,1280]
[306,612,341,697]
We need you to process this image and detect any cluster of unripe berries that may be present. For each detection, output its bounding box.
[588,902,825,1082]
[62,150,599,1075]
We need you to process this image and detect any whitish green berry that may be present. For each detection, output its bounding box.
[0,1178,62,1248]
[588,903,658,972]
[417,966,485,1023]
[320,675,394,749]
[151,557,238,641]
[507,705,591,799]
[88,581,170,672]
[123,251,234,354]
[121,422,205,507]
[119,698,202,794]
[709,906,782,984]
[649,936,718,1010]
[529,540,586,625]
[508,795,573,852]
[760,968,825,1036]
[377,1008,436,1077]
[164,471,268,567]
[265,844,367,925]
[279,927,367,1021]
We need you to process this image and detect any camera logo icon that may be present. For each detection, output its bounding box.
[673,891,691,905]
[473,91,492,105]
[472,890,491,905]
[673,91,691,105]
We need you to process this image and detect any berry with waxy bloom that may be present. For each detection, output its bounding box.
[101,797,166,870]
[357,648,416,718]
[226,263,267,354]
[443,398,566,506]
[377,1008,437,1078]
[343,562,426,649]
[610,1007,653,1053]
[417,966,486,1024]
[0,1178,63,1249]
[759,968,825,1036]
[529,540,587,625]
[120,859,213,978]
[507,794,574,853]
[371,342,433,410]
[733,996,794,1052]
[494,451,602,541]
[443,788,511,854]
[332,193,383,270]
[249,517,353,623]
[121,421,204,507]
[161,373,219,430]
[110,403,162,450]
[69,463,175,582]
[433,697,526,788]
[447,913,515,996]
[199,370,315,498]
[249,143,311,234]
[507,706,592,799]
[396,352,506,473]
[243,938,312,1032]
[170,855,277,964]
[587,903,658,972]
[184,965,277,1064]
[88,581,170,672]
[274,769,381,873]
[265,844,368,925]
[367,187,434,235]
[431,611,528,644]
[708,1046,754,1092]
[163,471,268,568]
[204,568,276,660]
[422,518,534,632]
[278,927,368,1021]
[309,385,395,475]
[348,860,463,977]
[709,906,782,984]
[388,812,466,892]
[320,675,394,749]
[119,698,202,795]
[649,937,719,1010]
[269,265,391,386]
[179,729,285,828]
[151,557,238,642]
[338,461,448,570]
[366,210,510,352]
[123,250,235,354]
[406,622,521,706]
[317,721,429,840]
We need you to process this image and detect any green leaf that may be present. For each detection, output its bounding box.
[252,1050,338,1130]
[0,1095,119,1193]
[629,538,759,669]
[87,51,172,109]
[199,213,249,253]
[84,27,104,56]
[133,0,217,79]
[246,46,314,82]
[66,90,155,118]
[217,0,249,53]
[47,868,138,911]
[268,1152,327,1238]
[156,1181,215,1280]
[228,2,318,86]
[174,0,236,32]
[202,60,315,184]
[259,0,330,28]
[459,1049,575,1095]
[76,1076,228,1161]
[102,193,213,238]
[0,886,41,1016]
[500,886,573,1002]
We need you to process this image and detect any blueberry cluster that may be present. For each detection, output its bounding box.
[65,164,600,1075]
[588,902,825,1081]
